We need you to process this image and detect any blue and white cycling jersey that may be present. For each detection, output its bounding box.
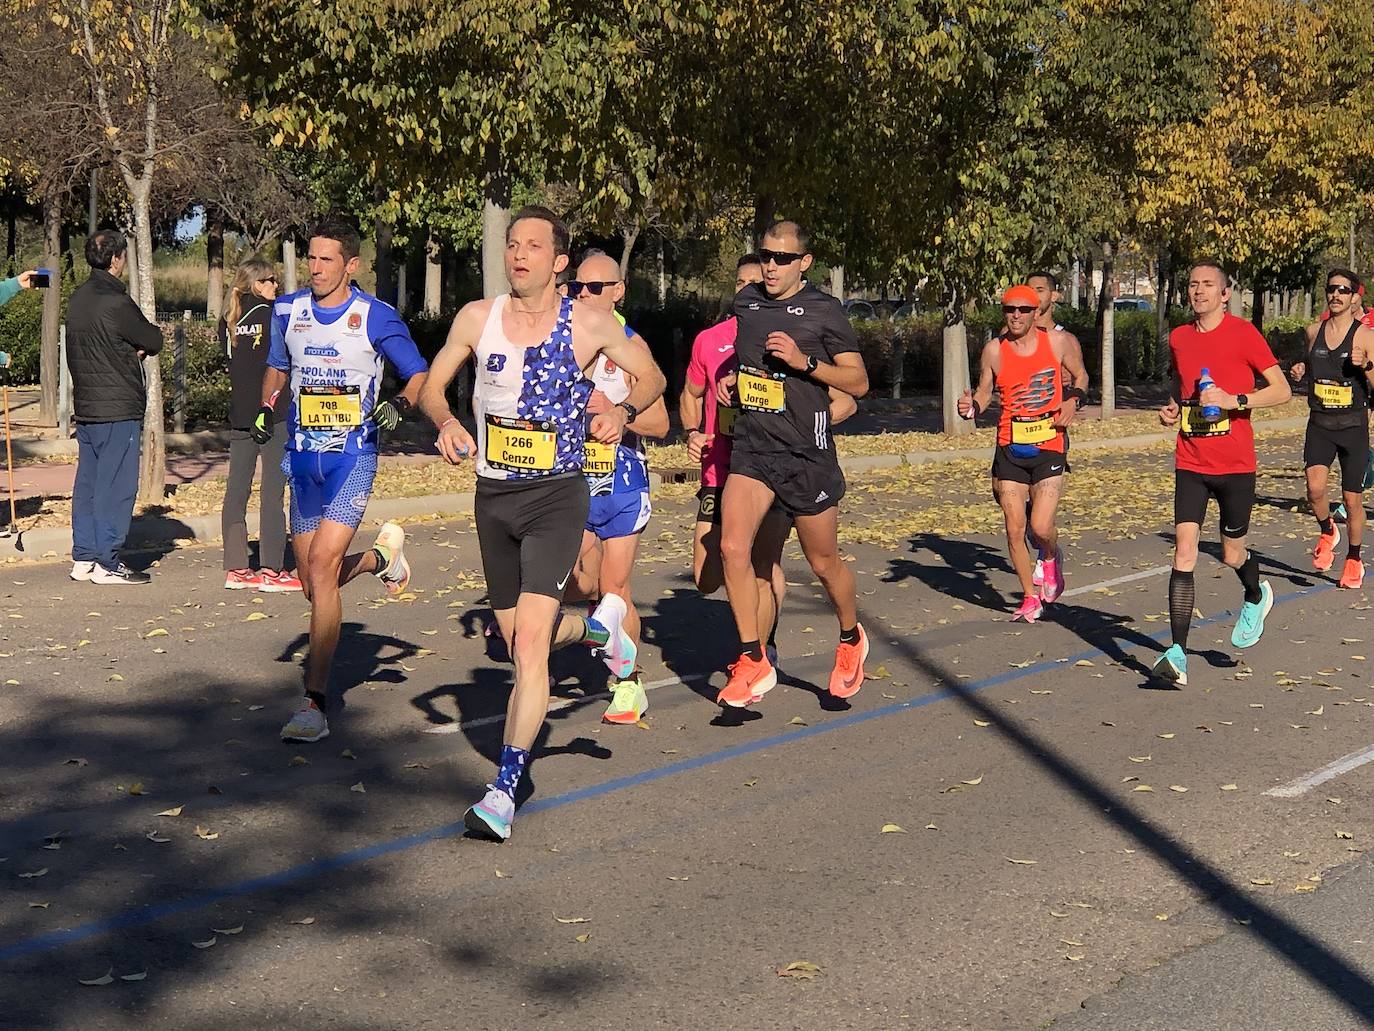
[267,286,428,454]
[583,322,650,497]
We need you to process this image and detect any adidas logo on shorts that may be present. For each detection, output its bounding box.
[815,490,829,504]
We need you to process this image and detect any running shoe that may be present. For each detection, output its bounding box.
[464,786,514,842]
[1230,580,1274,650]
[69,560,96,582]
[224,568,262,590]
[1039,550,1066,604]
[90,562,151,586]
[716,653,777,708]
[603,675,648,724]
[590,593,637,680]
[828,624,869,698]
[1151,644,1188,687]
[280,699,329,742]
[258,568,303,593]
[1339,557,1365,590]
[1333,502,1349,525]
[1011,595,1043,623]
[374,522,411,595]
[1313,525,1340,572]
[1032,547,1045,588]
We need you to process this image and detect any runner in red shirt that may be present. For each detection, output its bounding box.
[1153,259,1292,686]
[959,284,1089,622]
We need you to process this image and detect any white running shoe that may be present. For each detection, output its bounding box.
[280,700,329,742]
[374,522,410,596]
[70,560,96,582]
[589,593,637,680]
[464,786,514,841]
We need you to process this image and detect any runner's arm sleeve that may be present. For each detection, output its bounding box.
[267,300,292,372]
[368,304,429,379]
[819,300,862,358]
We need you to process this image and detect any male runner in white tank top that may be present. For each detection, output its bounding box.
[419,206,666,842]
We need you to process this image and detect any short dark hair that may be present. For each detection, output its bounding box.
[1189,257,1230,281]
[763,219,810,255]
[1328,267,1363,293]
[737,253,763,269]
[307,214,361,261]
[1027,270,1059,290]
[508,205,570,257]
[85,229,127,271]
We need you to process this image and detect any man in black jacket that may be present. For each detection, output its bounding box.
[66,230,164,585]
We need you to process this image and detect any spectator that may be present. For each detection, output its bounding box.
[0,270,43,368]
[66,230,162,585]
[219,256,299,592]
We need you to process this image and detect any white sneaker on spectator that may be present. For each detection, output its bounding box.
[70,561,97,582]
[90,562,151,586]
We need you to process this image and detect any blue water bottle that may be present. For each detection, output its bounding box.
[1198,367,1222,421]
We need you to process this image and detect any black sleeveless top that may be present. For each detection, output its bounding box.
[1307,319,1368,430]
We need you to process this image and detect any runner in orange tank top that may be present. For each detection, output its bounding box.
[959,284,1089,623]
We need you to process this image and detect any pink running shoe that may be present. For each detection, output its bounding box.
[1012,595,1044,623]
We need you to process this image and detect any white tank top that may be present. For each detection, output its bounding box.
[472,294,592,481]
[585,352,649,495]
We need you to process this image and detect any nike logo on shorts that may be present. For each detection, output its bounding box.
[556,569,572,590]
[1049,465,1062,473]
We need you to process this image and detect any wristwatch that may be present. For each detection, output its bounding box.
[1364,360,1373,372]
[1236,394,1248,411]
[615,401,639,422]
[803,355,818,375]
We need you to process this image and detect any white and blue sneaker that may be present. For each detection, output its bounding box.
[590,593,637,680]
[464,786,514,842]
[1151,644,1188,687]
[1230,580,1273,650]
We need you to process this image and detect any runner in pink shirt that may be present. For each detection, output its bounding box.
[679,254,857,668]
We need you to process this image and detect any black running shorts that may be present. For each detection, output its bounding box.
[991,445,1069,485]
[475,474,590,611]
[1174,469,1256,538]
[1303,419,1370,494]
[727,449,846,518]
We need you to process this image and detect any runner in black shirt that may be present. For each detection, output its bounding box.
[715,220,871,706]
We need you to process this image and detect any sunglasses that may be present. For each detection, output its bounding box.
[1327,284,1356,296]
[567,280,619,297]
[758,249,805,266]
[1002,304,1036,315]
[258,276,278,284]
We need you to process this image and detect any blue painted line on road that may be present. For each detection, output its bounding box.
[0,579,1335,963]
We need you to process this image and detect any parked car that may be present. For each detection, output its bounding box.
[1114,296,1153,313]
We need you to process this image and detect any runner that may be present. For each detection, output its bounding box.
[714,220,870,707]
[681,253,856,671]
[1152,259,1292,686]
[564,250,670,725]
[1289,268,1374,585]
[1027,269,1080,590]
[958,284,1089,622]
[418,205,667,841]
[257,215,430,742]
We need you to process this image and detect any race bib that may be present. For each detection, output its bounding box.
[1314,380,1355,409]
[1179,403,1231,437]
[485,414,557,472]
[738,365,786,413]
[582,441,616,477]
[1010,414,1056,445]
[298,385,362,429]
[716,401,739,437]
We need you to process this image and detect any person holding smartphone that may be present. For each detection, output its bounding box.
[0,269,44,367]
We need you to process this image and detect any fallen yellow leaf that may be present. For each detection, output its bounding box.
[880,823,906,834]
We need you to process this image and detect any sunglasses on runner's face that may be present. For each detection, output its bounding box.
[1002,304,1036,315]
[567,280,619,297]
[758,249,805,266]
[1327,284,1356,296]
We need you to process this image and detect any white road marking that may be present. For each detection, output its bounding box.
[1263,743,1374,798]
[1062,565,1172,598]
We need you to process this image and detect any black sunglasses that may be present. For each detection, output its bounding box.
[1002,304,1036,315]
[1327,284,1356,296]
[259,275,278,284]
[568,280,619,297]
[758,249,805,266]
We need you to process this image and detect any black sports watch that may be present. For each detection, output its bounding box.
[1363,360,1373,372]
[1235,393,1249,411]
[615,401,639,422]
[803,355,819,375]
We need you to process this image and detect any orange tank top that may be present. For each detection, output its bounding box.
[995,328,1065,452]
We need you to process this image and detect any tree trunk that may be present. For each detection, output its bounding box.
[481,157,511,299]
[6,196,16,267]
[396,245,408,314]
[424,230,442,314]
[942,285,972,436]
[1070,256,1081,310]
[752,192,774,248]
[1154,246,1171,384]
[1250,277,1265,334]
[1098,240,1116,418]
[374,216,396,305]
[618,222,641,283]
[657,238,666,306]
[829,264,845,300]
[1303,291,1312,320]
[39,190,62,424]
[1227,277,1244,316]
[206,215,224,319]
[1083,253,1094,310]
[125,231,141,311]
[281,236,298,293]
[129,186,165,508]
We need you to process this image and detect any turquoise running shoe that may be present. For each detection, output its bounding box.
[464,786,514,842]
[1151,644,1188,687]
[1230,580,1273,650]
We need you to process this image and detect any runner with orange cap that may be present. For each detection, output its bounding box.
[958,283,1089,622]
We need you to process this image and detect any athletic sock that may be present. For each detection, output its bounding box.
[370,543,392,574]
[740,640,764,661]
[493,744,529,801]
[1318,516,1334,536]
[1168,569,1194,650]
[839,625,861,645]
[305,690,327,711]
[1350,544,1363,560]
[1237,550,1263,604]
[556,613,610,649]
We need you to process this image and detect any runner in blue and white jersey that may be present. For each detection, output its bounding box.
[254,215,429,744]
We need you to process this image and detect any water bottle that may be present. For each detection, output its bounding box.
[1198,367,1222,421]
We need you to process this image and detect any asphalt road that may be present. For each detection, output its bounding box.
[3,444,1374,1030]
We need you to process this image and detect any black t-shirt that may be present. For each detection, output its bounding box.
[729,282,860,456]
[221,300,287,430]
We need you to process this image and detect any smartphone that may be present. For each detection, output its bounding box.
[32,267,51,288]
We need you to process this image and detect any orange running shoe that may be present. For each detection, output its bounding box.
[828,623,869,699]
[716,653,776,708]
[1313,525,1340,572]
[1339,557,1364,589]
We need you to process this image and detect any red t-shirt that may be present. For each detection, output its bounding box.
[1171,313,1279,475]
[685,317,740,488]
